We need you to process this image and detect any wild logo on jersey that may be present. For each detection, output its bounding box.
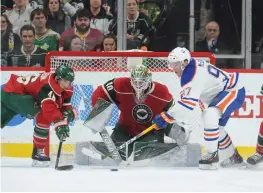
[132,104,153,124]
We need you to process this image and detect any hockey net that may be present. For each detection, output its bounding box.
[46,51,215,164]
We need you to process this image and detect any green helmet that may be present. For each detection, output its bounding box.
[130,65,152,100]
[55,65,75,82]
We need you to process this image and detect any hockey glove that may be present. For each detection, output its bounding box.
[152,112,175,130]
[261,85,263,95]
[63,109,77,123]
[54,120,70,141]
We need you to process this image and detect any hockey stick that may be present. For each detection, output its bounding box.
[55,139,74,171]
[76,86,122,162]
[101,124,157,160]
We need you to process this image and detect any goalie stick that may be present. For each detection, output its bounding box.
[82,124,157,160]
[77,87,123,163]
[101,124,157,160]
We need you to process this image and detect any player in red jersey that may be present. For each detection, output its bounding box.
[92,65,175,157]
[246,85,263,166]
[1,65,77,166]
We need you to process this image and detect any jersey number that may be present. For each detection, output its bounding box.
[105,80,114,91]
[207,65,228,81]
[48,91,56,101]
[16,75,38,85]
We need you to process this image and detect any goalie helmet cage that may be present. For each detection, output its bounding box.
[44,51,215,160]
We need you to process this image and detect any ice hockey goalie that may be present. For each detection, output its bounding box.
[75,65,201,167]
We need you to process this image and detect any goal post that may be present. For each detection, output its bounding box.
[45,51,215,162]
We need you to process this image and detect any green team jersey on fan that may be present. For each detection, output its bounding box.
[35,29,60,51]
[7,46,46,67]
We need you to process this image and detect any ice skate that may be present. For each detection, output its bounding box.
[199,151,219,170]
[32,147,50,167]
[220,149,244,168]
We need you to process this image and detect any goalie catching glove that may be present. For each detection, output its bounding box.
[152,112,175,129]
[54,120,70,141]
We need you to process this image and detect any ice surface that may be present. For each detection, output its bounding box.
[1,158,263,192]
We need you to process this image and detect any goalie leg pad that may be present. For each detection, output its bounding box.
[76,141,202,167]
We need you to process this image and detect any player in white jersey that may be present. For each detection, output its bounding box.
[152,47,246,170]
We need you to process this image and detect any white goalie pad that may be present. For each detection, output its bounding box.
[74,142,201,167]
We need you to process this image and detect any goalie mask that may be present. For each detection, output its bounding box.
[130,65,152,100]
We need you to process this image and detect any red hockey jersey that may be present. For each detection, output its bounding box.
[92,77,174,136]
[3,72,74,123]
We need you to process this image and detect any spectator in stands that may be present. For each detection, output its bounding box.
[59,9,104,51]
[1,15,21,66]
[63,35,82,51]
[102,33,116,51]
[43,0,72,35]
[4,0,33,34]
[31,8,60,52]
[109,0,154,50]
[195,21,230,68]
[61,0,84,17]
[7,25,46,67]
[85,0,113,35]
[29,0,45,9]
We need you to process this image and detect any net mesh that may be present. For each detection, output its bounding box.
[48,51,214,164]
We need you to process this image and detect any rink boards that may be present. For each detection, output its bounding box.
[1,70,263,158]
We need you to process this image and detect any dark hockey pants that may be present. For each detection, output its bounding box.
[1,90,40,128]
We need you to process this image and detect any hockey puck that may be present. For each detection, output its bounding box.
[110,169,118,171]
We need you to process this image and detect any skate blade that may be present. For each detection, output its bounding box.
[199,163,218,170]
[245,161,263,170]
[220,161,246,168]
[32,160,50,167]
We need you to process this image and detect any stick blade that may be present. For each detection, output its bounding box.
[55,165,74,171]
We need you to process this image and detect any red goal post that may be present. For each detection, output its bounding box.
[45,51,215,160]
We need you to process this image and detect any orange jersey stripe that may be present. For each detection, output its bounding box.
[181,100,196,107]
[218,90,237,112]
[227,74,235,89]
[204,132,220,137]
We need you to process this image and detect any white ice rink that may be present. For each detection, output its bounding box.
[1,158,263,192]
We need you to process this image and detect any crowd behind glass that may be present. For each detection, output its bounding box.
[1,0,262,68]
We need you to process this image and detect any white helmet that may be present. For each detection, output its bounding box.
[167,47,191,70]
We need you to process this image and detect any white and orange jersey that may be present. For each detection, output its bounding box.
[169,58,244,126]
